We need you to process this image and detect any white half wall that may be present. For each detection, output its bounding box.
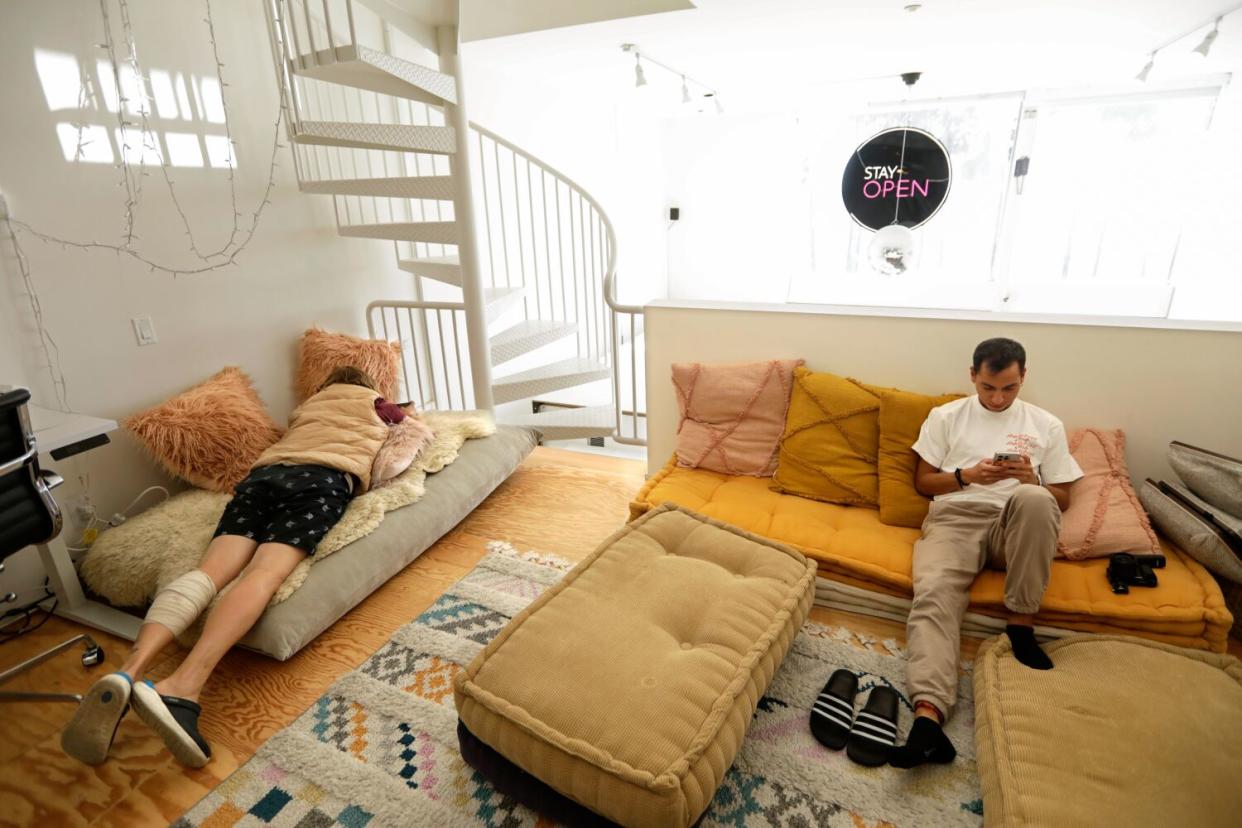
[0,0,414,604]
[644,302,1242,485]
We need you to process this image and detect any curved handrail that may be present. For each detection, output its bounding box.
[468,120,619,311]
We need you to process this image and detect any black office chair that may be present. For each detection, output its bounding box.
[0,388,104,704]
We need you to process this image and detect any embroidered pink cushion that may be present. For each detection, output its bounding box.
[1058,428,1160,560]
[672,359,803,477]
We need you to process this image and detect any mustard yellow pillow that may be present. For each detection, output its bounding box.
[876,387,964,528]
[771,368,884,507]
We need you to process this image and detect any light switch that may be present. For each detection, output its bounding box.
[132,316,158,346]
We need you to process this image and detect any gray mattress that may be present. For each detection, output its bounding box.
[240,425,537,660]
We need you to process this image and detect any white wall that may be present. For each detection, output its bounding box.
[0,0,414,604]
[644,302,1242,485]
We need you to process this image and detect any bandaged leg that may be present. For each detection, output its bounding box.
[143,570,218,637]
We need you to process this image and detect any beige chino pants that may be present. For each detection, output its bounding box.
[906,484,1061,718]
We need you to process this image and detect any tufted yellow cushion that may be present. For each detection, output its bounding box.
[454,504,816,828]
[633,457,1232,652]
[876,387,965,528]
[771,368,885,507]
[974,635,1242,827]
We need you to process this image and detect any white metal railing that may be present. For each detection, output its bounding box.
[366,300,473,411]
[605,272,646,445]
[265,0,647,444]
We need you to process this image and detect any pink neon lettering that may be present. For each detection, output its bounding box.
[862,180,882,198]
[911,179,929,197]
[895,179,911,198]
[881,180,896,197]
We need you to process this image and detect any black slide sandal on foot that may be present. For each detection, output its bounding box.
[61,672,132,765]
[846,686,899,767]
[809,668,858,750]
[131,680,211,768]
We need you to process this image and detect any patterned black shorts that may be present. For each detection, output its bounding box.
[213,464,354,554]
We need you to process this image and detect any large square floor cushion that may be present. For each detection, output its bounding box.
[453,504,817,828]
[632,457,1233,652]
[974,634,1242,827]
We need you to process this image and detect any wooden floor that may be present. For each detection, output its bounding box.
[4,447,1226,826]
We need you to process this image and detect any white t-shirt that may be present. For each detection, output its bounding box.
[912,396,1082,508]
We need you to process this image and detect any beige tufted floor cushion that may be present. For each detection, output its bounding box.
[453,504,817,828]
[974,634,1242,827]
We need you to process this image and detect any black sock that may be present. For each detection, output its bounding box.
[889,716,957,768]
[1006,624,1053,670]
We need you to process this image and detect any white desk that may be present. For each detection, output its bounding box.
[28,404,117,455]
[25,405,142,641]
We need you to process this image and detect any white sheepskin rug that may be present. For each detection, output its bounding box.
[81,411,495,614]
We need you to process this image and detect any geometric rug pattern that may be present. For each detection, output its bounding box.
[175,543,982,827]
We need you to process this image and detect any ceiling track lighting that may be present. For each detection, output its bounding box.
[1137,5,1239,81]
[620,43,722,113]
[1194,17,1222,57]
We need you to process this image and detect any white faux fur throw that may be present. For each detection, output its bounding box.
[81,411,495,612]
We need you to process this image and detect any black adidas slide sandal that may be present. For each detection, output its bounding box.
[131,680,211,768]
[846,685,899,767]
[809,668,858,750]
[61,672,132,765]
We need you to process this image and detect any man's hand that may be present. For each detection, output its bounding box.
[995,455,1039,485]
[961,459,1010,486]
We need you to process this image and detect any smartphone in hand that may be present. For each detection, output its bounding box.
[992,452,1023,463]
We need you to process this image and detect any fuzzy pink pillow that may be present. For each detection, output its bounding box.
[370,415,435,489]
[125,367,284,493]
[295,328,401,404]
[1058,428,1160,560]
[672,359,803,477]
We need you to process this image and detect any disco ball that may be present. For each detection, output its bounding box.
[867,224,916,276]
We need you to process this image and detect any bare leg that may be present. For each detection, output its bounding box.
[119,534,259,680]
[153,542,306,701]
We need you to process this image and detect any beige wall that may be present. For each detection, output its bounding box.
[644,303,1242,484]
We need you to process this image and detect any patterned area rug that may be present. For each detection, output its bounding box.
[176,544,982,827]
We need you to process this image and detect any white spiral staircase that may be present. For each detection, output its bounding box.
[263,0,645,445]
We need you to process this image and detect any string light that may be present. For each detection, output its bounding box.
[681,75,690,104]
[634,53,647,88]
[4,0,288,412]
[1135,52,1155,82]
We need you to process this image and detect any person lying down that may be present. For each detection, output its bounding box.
[62,366,409,768]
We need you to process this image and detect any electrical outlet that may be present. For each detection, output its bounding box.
[132,315,158,346]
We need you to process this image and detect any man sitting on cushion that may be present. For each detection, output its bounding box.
[62,366,406,769]
[889,337,1082,769]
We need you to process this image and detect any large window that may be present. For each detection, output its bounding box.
[788,77,1238,323]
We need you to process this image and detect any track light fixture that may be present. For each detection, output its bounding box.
[1194,17,1222,57]
[620,44,721,113]
[1137,6,1238,81]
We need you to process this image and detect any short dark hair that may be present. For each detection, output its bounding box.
[972,338,1026,374]
[319,366,377,392]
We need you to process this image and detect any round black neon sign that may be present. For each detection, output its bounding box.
[841,127,951,231]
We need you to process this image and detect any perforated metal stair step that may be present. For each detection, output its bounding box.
[491,358,611,404]
[490,320,577,366]
[501,405,615,440]
[294,121,455,154]
[339,221,457,244]
[484,287,526,323]
[299,175,454,199]
[398,254,461,286]
[290,45,457,105]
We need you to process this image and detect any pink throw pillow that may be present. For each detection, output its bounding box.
[672,359,803,477]
[295,328,401,404]
[125,367,284,493]
[370,414,435,489]
[1058,428,1160,560]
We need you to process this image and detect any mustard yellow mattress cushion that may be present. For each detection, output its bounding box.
[974,635,1242,827]
[633,458,1232,652]
[453,504,817,828]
